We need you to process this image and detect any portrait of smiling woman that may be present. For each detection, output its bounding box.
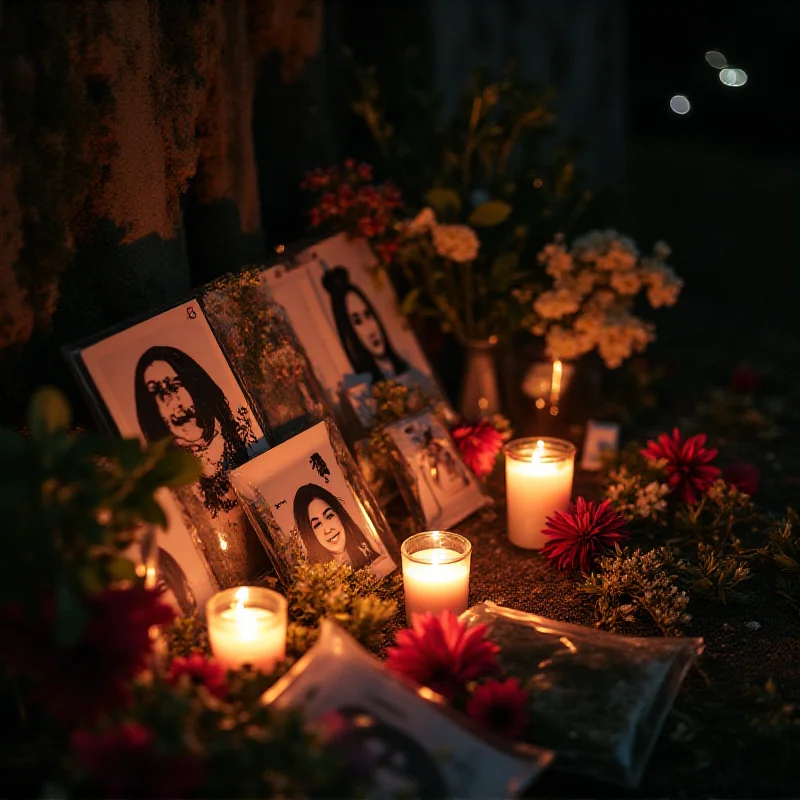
[293,483,379,569]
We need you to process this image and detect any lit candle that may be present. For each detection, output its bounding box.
[504,437,576,549]
[206,586,287,672]
[401,531,471,623]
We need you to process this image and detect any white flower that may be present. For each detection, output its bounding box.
[573,229,639,271]
[431,224,480,263]
[643,261,683,308]
[405,206,437,235]
[538,240,573,280]
[533,288,582,320]
[544,325,594,360]
[634,482,670,518]
[609,270,642,296]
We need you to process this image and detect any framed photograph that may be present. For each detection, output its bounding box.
[298,233,443,397]
[202,268,332,444]
[261,262,355,415]
[231,419,399,584]
[384,411,491,530]
[580,420,621,471]
[264,620,553,799]
[70,301,275,603]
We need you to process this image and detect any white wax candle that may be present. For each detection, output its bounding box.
[208,596,286,672]
[506,440,574,549]
[402,547,470,622]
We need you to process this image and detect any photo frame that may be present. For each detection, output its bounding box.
[67,300,276,608]
[201,268,332,444]
[384,410,492,530]
[263,620,553,799]
[231,419,399,584]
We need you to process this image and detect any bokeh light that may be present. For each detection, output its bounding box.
[669,95,691,115]
[705,50,727,69]
[720,68,748,87]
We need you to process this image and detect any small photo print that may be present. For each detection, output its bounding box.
[231,421,397,581]
[299,233,440,394]
[78,302,272,594]
[580,420,621,471]
[385,411,490,530]
[265,621,552,799]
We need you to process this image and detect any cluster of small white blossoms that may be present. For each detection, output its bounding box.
[404,206,480,264]
[531,231,683,368]
[606,466,670,523]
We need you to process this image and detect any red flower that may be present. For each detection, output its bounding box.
[0,587,174,724]
[466,678,529,740]
[72,721,204,798]
[167,653,228,699]
[451,420,504,478]
[731,365,760,394]
[724,461,760,496]
[386,610,499,700]
[641,428,721,504]
[542,498,629,573]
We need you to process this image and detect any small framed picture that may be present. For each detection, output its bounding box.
[384,411,491,530]
[231,419,399,583]
[202,268,332,444]
[580,420,621,471]
[264,620,553,799]
[298,233,443,397]
[68,301,275,607]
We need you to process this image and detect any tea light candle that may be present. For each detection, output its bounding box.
[505,437,576,549]
[401,531,471,623]
[206,586,287,672]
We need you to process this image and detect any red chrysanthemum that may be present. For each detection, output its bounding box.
[386,610,499,700]
[0,586,174,724]
[731,365,760,394]
[72,721,204,799]
[542,498,629,573]
[450,420,505,478]
[166,653,228,699]
[466,678,529,740]
[641,428,721,504]
[723,460,760,496]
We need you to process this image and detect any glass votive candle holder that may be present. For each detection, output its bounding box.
[206,586,287,672]
[504,437,576,550]
[401,531,472,624]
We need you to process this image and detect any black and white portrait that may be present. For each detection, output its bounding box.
[265,621,551,799]
[231,421,397,581]
[79,302,271,594]
[386,411,490,529]
[299,233,441,391]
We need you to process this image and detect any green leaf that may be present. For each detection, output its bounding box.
[468,200,512,227]
[137,494,169,529]
[425,187,461,216]
[107,556,139,585]
[490,253,520,286]
[147,447,203,488]
[398,288,420,316]
[54,580,90,647]
[28,387,71,441]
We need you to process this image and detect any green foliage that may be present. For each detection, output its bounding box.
[285,561,401,659]
[468,200,512,227]
[168,614,211,659]
[583,545,691,636]
[0,387,202,643]
[760,509,800,611]
[685,543,752,605]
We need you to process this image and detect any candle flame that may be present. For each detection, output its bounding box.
[431,549,444,565]
[234,586,249,616]
[531,439,545,464]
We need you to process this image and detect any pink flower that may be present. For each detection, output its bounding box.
[386,610,499,700]
[451,420,504,478]
[466,678,529,740]
[723,461,760,496]
[542,498,629,573]
[641,428,721,504]
[166,653,228,699]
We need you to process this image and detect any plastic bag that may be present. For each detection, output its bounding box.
[264,619,553,799]
[461,602,703,787]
